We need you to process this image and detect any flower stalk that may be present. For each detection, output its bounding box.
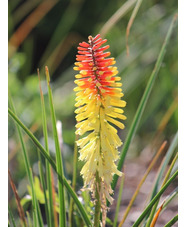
[94,172,101,227]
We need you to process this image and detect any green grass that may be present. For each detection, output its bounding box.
[8,107,92,226]
[132,170,178,227]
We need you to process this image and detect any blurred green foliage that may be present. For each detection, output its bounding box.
[8,0,177,223]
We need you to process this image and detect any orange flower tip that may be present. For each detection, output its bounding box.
[93,34,101,40]
[79,41,89,47]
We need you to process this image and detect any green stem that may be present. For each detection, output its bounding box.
[94,172,101,227]
[113,173,125,227]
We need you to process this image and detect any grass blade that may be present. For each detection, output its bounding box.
[147,188,177,227]
[69,135,79,227]
[112,14,178,192]
[152,95,178,150]
[148,187,177,226]
[99,0,136,37]
[157,96,178,135]
[164,214,178,227]
[118,141,167,227]
[161,152,178,186]
[45,66,66,226]
[8,122,39,162]
[132,170,178,227]
[149,201,164,227]
[8,95,31,188]
[126,0,144,55]
[8,107,56,170]
[113,172,125,227]
[8,95,43,227]
[149,132,178,202]
[8,108,91,226]
[141,132,178,226]
[146,151,178,227]
[26,211,32,227]
[162,187,178,212]
[38,69,54,226]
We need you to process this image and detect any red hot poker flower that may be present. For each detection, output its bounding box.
[74,34,126,207]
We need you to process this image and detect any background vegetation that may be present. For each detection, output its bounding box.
[8,0,177,226]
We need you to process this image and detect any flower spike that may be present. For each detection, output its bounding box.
[74,34,126,214]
